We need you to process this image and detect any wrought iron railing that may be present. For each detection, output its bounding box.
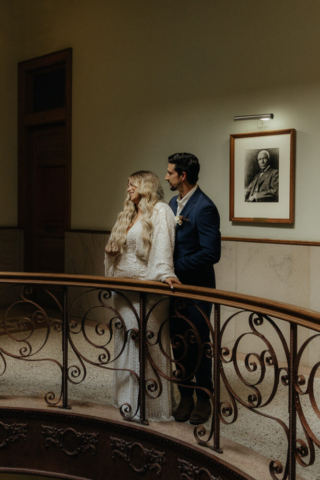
[0,272,319,480]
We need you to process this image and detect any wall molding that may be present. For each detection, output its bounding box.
[66,229,111,234]
[66,231,320,246]
[222,237,320,247]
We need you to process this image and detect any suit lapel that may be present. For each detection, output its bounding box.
[170,196,178,216]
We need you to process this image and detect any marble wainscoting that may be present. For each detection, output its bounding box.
[65,230,111,321]
[215,240,320,368]
[0,228,24,307]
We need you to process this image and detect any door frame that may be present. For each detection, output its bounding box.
[18,48,72,271]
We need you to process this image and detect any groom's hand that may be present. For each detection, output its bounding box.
[164,277,182,289]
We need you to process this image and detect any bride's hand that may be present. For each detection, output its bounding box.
[164,277,182,289]
[105,246,119,256]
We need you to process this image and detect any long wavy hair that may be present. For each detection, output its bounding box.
[105,171,164,259]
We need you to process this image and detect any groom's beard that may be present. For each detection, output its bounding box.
[168,183,177,191]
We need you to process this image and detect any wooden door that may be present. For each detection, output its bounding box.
[31,124,67,273]
[18,49,72,273]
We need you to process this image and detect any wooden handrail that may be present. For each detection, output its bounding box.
[0,272,319,332]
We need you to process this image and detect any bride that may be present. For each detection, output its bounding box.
[105,171,180,421]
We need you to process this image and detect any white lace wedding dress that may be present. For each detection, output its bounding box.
[105,202,177,421]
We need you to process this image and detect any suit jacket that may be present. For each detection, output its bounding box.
[169,187,221,288]
[245,167,279,202]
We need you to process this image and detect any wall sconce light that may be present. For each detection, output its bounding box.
[234,113,274,121]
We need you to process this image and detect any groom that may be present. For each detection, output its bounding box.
[165,152,221,425]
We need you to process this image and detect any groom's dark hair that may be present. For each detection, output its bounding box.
[168,152,200,185]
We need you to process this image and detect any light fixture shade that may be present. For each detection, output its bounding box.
[234,113,274,121]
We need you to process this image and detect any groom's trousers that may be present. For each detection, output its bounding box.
[170,299,213,401]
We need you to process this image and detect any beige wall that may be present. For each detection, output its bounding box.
[10,0,320,242]
[0,0,19,225]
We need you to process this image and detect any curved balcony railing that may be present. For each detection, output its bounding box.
[0,272,319,480]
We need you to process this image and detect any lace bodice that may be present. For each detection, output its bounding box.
[105,202,177,282]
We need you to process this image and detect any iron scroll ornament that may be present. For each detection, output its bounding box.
[0,285,64,407]
[219,311,291,480]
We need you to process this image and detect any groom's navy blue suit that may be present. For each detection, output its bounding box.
[169,187,221,400]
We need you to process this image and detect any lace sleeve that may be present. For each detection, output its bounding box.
[104,252,115,277]
[145,203,178,283]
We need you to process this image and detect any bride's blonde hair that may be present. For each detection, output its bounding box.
[105,171,164,259]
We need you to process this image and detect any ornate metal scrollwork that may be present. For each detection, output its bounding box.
[219,310,291,480]
[2,274,320,480]
[67,288,141,420]
[178,459,221,480]
[144,296,215,444]
[291,332,320,470]
[0,422,28,449]
[0,285,63,406]
[110,436,166,476]
[42,425,98,456]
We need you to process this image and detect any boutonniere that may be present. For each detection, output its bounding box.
[175,215,189,226]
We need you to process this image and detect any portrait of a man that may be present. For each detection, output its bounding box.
[244,148,279,202]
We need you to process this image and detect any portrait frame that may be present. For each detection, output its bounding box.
[230,129,296,224]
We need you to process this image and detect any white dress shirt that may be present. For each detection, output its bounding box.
[176,184,198,215]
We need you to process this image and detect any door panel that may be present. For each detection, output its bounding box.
[36,236,65,272]
[36,166,66,224]
[31,124,67,273]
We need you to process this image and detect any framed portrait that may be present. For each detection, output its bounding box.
[230,129,296,224]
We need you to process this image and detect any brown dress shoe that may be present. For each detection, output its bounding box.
[173,397,195,422]
[189,399,211,425]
